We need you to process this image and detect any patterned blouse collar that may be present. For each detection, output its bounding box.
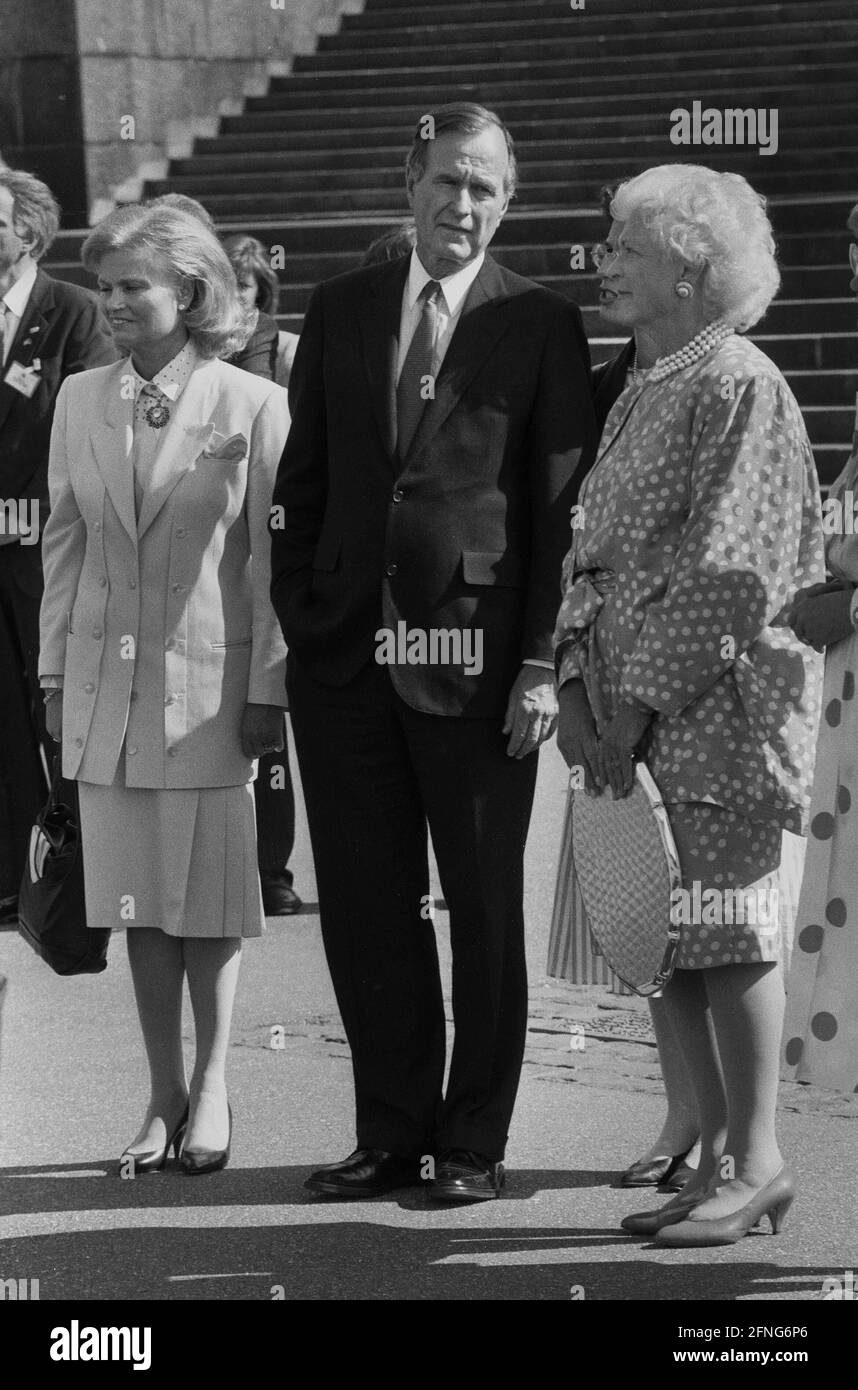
[127,337,199,403]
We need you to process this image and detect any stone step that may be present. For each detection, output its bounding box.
[233,74,858,122]
[166,169,858,218]
[178,127,858,178]
[158,146,858,200]
[357,0,823,17]
[265,52,858,100]
[337,0,855,43]
[206,101,857,153]
[298,18,858,69]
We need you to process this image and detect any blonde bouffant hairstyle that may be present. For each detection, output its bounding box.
[611,164,781,332]
[82,203,254,358]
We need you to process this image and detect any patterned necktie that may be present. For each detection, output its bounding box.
[396,279,441,459]
[134,382,171,430]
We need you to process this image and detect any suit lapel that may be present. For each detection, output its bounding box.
[403,255,513,466]
[0,270,53,434]
[135,358,219,538]
[359,257,409,465]
[89,361,138,544]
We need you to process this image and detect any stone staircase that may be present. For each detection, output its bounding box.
[45,0,858,482]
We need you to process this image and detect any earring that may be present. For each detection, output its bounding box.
[675,281,694,299]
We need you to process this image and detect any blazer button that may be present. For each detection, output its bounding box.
[176,528,187,538]
[164,693,175,706]
[99,578,107,588]
[171,584,184,593]
[74,737,83,748]
[94,522,102,532]
[167,747,178,757]
[392,488,404,503]
[92,627,102,639]
[386,562,398,576]
[84,683,95,694]
[128,579,137,589]
[127,745,138,756]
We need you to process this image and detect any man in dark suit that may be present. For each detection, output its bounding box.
[0,168,116,920]
[270,103,597,1200]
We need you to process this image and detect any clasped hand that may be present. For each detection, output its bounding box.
[556,679,652,799]
[786,581,854,653]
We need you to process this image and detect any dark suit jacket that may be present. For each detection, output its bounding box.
[591,338,635,433]
[227,308,279,381]
[270,252,597,718]
[0,269,117,525]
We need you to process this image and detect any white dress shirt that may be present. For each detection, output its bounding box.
[396,249,485,384]
[1,256,38,365]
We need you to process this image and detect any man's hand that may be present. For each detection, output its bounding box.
[600,702,653,799]
[502,665,558,759]
[44,692,63,743]
[556,679,604,793]
[789,586,854,653]
[241,704,286,759]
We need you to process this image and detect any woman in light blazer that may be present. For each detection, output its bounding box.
[39,204,290,1174]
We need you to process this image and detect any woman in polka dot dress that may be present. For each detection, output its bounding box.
[555,166,825,1246]
[783,201,858,1095]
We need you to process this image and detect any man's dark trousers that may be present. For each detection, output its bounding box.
[288,655,537,1161]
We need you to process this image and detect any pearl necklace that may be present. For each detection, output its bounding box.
[632,319,732,385]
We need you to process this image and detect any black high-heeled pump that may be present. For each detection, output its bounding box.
[619,1145,694,1188]
[180,1102,233,1176]
[120,1103,189,1175]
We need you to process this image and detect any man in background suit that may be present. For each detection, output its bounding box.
[270,103,597,1200]
[0,168,116,920]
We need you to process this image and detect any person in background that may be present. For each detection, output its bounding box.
[40,204,289,1174]
[146,193,217,237]
[360,220,416,267]
[0,167,116,924]
[555,164,824,1247]
[782,200,858,1094]
[223,234,299,390]
[222,231,302,916]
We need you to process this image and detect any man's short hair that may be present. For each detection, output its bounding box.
[0,168,60,260]
[405,102,517,199]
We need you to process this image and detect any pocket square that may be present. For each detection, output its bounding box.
[201,432,248,461]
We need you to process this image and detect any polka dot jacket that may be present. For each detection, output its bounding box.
[554,336,826,833]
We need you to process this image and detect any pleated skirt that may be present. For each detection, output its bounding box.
[78,767,264,939]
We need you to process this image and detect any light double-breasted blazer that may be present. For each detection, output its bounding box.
[39,354,290,789]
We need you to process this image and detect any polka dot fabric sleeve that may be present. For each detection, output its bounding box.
[619,374,823,716]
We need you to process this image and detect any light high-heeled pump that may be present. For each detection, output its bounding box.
[655,1167,795,1247]
[120,1103,189,1175]
[180,1102,233,1176]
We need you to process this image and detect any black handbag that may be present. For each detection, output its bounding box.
[17,757,110,975]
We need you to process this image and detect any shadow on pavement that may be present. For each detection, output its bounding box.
[0,1163,834,1300]
[0,1163,621,1216]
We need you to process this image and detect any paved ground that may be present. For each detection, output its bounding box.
[0,728,855,1302]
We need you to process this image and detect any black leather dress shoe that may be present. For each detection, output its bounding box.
[0,895,18,925]
[261,873,303,916]
[304,1148,421,1197]
[429,1150,505,1202]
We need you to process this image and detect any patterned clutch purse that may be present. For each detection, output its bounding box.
[570,761,682,995]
